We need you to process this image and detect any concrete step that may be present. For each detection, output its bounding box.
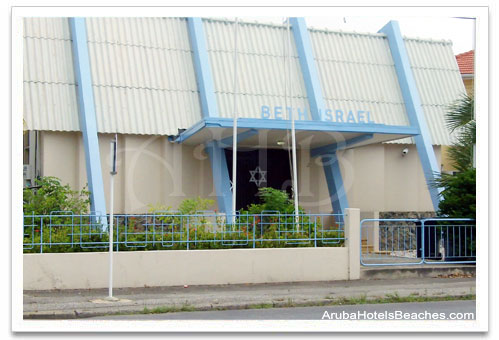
[360,264,475,280]
[364,250,392,254]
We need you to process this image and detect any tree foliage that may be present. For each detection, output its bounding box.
[434,93,476,218]
[446,93,475,172]
[437,168,476,218]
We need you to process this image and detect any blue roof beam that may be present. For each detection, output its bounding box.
[188,18,233,214]
[187,17,218,118]
[379,20,442,210]
[69,17,108,230]
[290,17,326,122]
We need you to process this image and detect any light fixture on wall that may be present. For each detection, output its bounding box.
[402,148,409,156]
[277,140,285,146]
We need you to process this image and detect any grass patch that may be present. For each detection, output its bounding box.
[246,303,274,309]
[321,293,475,308]
[142,304,196,314]
[239,293,475,311]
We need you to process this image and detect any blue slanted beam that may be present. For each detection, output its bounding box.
[204,141,233,215]
[290,17,326,121]
[310,134,374,158]
[69,18,108,229]
[187,17,219,118]
[379,21,442,210]
[188,18,233,214]
[322,153,349,215]
[291,17,348,214]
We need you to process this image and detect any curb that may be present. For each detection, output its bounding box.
[23,290,476,320]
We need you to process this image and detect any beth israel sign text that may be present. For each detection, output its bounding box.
[260,105,375,124]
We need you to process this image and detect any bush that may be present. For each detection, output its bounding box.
[179,197,215,215]
[246,187,303,215]
[23,216,344,253]
[23,176,90,215]
[437,168,476,219]
[23,191,344,253]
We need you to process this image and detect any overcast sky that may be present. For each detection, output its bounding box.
[244,16,475,55]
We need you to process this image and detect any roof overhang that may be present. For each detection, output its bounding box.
[170,117,419,151]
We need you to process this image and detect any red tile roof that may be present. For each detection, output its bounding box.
[455,50,474,75]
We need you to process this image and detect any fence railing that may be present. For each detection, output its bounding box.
[23,211,345,253]
[360,218,476,266]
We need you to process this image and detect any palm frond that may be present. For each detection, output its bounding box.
[447,144,474,172]
[446,93,474,133]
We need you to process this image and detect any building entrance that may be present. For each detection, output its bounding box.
[225,149,293,211]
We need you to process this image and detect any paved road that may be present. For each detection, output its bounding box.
[93,300,475,320]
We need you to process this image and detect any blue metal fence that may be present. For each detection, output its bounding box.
[23,211,344,253]
[360,218,476,266]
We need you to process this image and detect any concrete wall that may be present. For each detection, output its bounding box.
[24,207,361,290]
[24,247,348,290]
[22,208,360,290]
[39,131,442,214]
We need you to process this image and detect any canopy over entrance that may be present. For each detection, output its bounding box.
[170,117,419,152]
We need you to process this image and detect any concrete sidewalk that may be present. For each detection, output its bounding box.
[23,277,476,319]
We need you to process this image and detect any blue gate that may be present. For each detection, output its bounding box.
[360,218,475,266]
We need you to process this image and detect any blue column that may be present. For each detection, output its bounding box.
[291,17,348,214]
[205,141,233,214]
[379,21,442,210]
[322,154,348,215]
[69,18,108,229]
[188,18,233,213]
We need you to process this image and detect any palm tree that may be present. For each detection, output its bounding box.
[433,93,476,218]
[445,93,475,172]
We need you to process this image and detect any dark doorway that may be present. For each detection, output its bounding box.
[225,148,292,211]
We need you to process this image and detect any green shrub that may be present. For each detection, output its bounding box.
[23,192,344,253]
[179,196,215,215]
[437,168,476,219]
[23,214,344,253]
[23,176,90,215]
[246,187,304,215]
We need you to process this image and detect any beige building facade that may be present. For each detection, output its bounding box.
[40,131,439,214]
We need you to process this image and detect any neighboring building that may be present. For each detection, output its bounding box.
[441,50,474,173]
[22,17,466,216]
[456,50,475,95]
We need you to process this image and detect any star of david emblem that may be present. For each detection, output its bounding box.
[249,166,267,187]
